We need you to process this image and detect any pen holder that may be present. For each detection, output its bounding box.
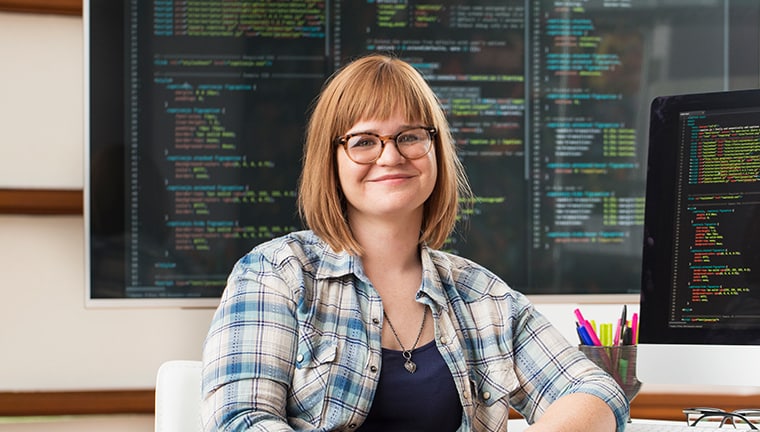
[578,345,642,404]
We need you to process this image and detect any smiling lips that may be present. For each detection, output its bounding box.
[369,173,415,183]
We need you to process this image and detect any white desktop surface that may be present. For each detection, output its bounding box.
[508,418,530,431]
[508,418,685,431]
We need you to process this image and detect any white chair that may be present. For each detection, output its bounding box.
[154,360,203,432]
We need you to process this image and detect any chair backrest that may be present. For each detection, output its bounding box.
[154,360,203,432]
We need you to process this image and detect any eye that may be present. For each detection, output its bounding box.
[397,129,424,144]
[348,135,378,149]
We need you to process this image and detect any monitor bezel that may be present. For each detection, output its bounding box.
[639,88,760,346]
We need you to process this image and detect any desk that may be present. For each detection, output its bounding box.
[507,418,530,431]
[508,418,685,430]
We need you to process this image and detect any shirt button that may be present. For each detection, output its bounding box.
[372,317,380,325]
[440,336,449,345]
[296,354,304,363]
[482,391,491,400]
[348,423,357,429]
[462,392,469,400]
[370,365,378,373]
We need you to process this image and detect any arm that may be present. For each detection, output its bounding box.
[509,299,629,432]
[525,393,617,432]
[201,251,299,431]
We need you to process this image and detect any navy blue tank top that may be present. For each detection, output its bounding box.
[357,340,463,431]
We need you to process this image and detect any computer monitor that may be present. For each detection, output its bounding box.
[637,88,760,387]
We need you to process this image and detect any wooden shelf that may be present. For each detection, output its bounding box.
[0,388,758,418]
[0,189,82,215]
[0,0,81,15]
[631,392,760,421]
[0,390,153,416]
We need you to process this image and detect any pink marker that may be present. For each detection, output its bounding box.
[574,308,601,346]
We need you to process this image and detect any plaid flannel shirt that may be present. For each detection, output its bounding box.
[202,230,629,431]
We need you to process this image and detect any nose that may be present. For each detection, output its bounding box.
[375,139,406,165]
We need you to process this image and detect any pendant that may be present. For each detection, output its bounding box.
[404,359,417,374]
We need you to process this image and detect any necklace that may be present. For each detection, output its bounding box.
[383,308,427,374]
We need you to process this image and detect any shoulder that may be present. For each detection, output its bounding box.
[243,230,325,263]
[232,229,355,279]
[229,230,336,285]
[217,231,346,309]
[425,247,527,307]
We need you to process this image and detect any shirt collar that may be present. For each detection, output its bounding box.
[311,235,450,312]
[418,244,450,312]
[313,237,359,280]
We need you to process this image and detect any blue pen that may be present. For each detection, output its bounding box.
[576,322,593,345]
[575,322,586,344]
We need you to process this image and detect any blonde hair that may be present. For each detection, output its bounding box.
[297,54,471,255]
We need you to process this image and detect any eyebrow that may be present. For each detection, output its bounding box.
[347,124,419,135]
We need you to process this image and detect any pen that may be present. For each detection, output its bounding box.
[631,312,639,345]
[622,326,632,345]
[605,323,614,346]
[602,323,613,346]
[619,357,629,384]
[574,308,602,346]
[575,322,585,345]
[576,322,593,345]
[614,305,627,346]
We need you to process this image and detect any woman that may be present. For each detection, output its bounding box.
[201,54,629,431]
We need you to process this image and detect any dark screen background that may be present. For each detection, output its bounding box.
[88,0,760,299]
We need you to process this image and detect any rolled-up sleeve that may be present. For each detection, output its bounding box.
[508,299,630,431]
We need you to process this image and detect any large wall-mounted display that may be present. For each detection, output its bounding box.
[86,0,760,305]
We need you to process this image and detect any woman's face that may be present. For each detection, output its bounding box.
[336,115,437,223]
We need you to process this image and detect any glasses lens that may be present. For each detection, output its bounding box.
[396,128,432,159]
[346,134,382,163]
[343,128,433,164]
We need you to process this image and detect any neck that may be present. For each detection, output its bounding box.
[347,209,433,352]
[347,209,423,287]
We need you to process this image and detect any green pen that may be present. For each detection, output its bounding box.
[619,358,629,383]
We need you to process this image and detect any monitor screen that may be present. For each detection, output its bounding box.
[637,88,760,387]
[86,0,760,306]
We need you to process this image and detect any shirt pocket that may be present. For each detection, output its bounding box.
[469,362,519,431]
[289,333,338,424]
[470,363,518,405]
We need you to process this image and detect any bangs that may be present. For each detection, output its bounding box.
[336,60,436,128]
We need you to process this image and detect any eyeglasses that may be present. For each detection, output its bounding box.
[335,126,436,165]
[683,407,760,429]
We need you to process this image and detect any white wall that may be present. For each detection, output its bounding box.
[0,11,218,392]
[0,214,215,391]
[0,11,208,431]
[0,12,83,189]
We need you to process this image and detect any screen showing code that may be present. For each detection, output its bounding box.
[87,0,760,300]
[670,107,760,327]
